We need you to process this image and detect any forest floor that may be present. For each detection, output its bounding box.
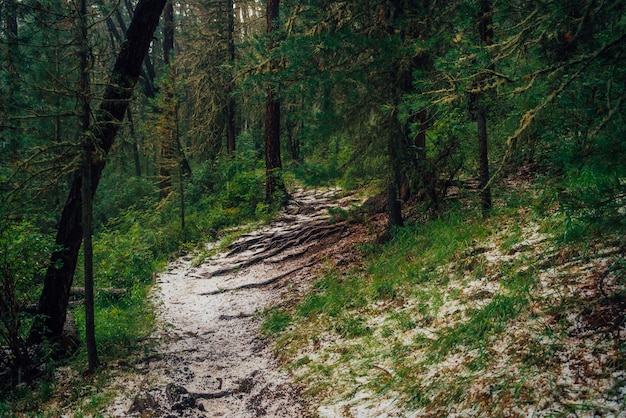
[27,181,625,417]
[104,188,377,417]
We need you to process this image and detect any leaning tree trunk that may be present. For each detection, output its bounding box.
[29,0,167,344]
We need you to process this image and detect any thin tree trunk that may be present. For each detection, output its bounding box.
[81,143,99,371]
[265,87,283,201]
[265,0,285,203]
[477,103,492,215]
[29,0,168,344]
[3,0,19,159]
[127,107,142,177]
[477,0,493,217]
[164,1,174,65]
[226,0,236,155]
[387,118,404,228]
[159,1,175,197]
[78,0,99,372]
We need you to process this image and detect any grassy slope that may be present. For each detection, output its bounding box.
[264,182,626,417]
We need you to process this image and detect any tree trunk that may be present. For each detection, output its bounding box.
[81,142,99,372]
[3,0,19,159]
[164,1,174,66]
[29,0,168,344]
[476,0,493,217]
[78,0,99,372]
[265,0,285,203]
[127,107,142,177]
[159,1,175,197]
[265,87,283,201]
[226,0,236,155]
[477,103,492,215]
[386,118,404,228]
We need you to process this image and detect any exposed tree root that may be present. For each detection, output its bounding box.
[205,222,346,278]
[200,261,317,296]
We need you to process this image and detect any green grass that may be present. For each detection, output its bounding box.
[73,285,155,362]
[262,309,292,337]
[429,293,528,360]
[1,284,160,417]
[260,185,580,415]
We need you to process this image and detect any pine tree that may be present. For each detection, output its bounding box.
[29,0,168,344]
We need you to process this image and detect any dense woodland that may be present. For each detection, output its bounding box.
[1,0,625,415]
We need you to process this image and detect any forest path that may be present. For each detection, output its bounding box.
[107,188,368,417]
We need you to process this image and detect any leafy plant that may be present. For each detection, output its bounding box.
[0,220,55,386]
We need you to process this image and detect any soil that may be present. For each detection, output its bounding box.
[105,188,377,417]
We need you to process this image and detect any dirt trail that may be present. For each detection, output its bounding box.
[107,188,366,417]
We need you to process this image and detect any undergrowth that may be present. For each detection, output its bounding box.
[263,183,626,416]
[1,154,279,417]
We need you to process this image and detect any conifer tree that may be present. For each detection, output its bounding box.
[29,0,168,344]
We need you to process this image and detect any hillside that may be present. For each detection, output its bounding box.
[261,181,626,417]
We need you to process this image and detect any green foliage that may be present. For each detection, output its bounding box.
[92,221,156,289]
[73,285,154,361]
[0,220,55,385]
[187,152,269,227]
[94,172,158,228]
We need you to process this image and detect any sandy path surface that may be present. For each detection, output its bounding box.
[107,188,364,417]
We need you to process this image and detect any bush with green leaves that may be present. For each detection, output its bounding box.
[0,220,55,385]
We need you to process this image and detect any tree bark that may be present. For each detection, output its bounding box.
[226,0,237,155]
[126,107,142,177]
[3,0,19,159]
[265,87,283,201]
[476,0,493,217]
[29,0,168,344]
[386,116,404,228]
[159,1,175,197]
[477,103,492,215]
[264,0,285,203]
[164,1,174,66]
[78,0,99,373]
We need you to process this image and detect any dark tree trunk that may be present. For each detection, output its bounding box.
[82,142,99,372]
[163,1,174,66]
[226,0,236,155]
[477,103,492,215]
[110,11,156,98]
[386,114,404,228]
[264,0,285,202]
[3,0,19,159]
[476,0,493,217]
[127,107,142,177]
[29,0,168,344]
[265,87,283,201]
[78,0,99,373]
[287,120,300,162]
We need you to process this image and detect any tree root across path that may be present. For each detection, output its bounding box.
[105,188,374,417]
[200,260,318,296]
[202,222,348,278]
